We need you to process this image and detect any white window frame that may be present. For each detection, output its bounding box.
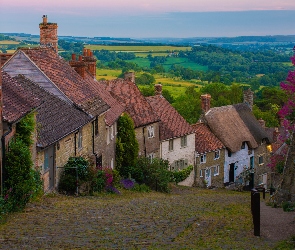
[106,127,110,145]
[258,155,264,165]
[214,165,220,176]
[199,169,203,177]
[147,125,154,138]
[110,125,114,140]
[214,150,220,160]
[181,135,187,148]
[148,153,154,162]
[200,154,206,164]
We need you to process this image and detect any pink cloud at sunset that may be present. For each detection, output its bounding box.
[3,0,295,14]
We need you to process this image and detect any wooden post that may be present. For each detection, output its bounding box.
[251,189,260,236]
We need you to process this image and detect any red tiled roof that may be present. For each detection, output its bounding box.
[146,95,195,141]
[20,48,109,117]
[83,73,125,126]
[105,79,159,128]
[192,122,224,154]
[2,71,41,123]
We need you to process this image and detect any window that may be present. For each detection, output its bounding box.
[200,154,206,164]
[259,155,264,165]
[44,149,49,171]
[78,129,82,149]
[94,118,99,136]
[228,150,232,157]
[147,125,154,138]
[175,159,185,170]
[241,142,246,149]
[205,168,211,178]
[214,165,220,176]
[181,135,187,147]
[169,139,174,151]
[110,158,114,169]
[110,125,114,140]
[106,127,110,145]
[148,153,154,162]
[214,150,220,160]
[199,169,203,177]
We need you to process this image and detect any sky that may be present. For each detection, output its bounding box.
[1,0,295,38]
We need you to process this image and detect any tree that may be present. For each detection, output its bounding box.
[274,52,295,203]
[115,113,139,178]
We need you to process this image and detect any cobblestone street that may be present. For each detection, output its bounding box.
[0,187,294,249]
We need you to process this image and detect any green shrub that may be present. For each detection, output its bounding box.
[134,157,172,193]
[132,183,151,192]
[282,201,295,212]
[172,165,194,183]
[58,157,90,194]
[92,169,106,193]
[4,138,42,212]
[16,112,35,146]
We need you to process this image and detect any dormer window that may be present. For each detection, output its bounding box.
[241,142,246,149]
[200,154,206,164]
[147,125,154,138]
[214,150,220,160]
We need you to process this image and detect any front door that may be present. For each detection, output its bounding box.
[205,168,211,187]
[44,146,55,190]
[229,163,235,183]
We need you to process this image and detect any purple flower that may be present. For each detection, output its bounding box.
[121,179,135,189]
[106,185,121,194]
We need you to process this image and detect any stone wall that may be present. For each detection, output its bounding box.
[136,122,160,158]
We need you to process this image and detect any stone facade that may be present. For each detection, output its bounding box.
[196,149,225,188]
[161,133,195,169]
[136,122,160,158]
[253,142,272,189]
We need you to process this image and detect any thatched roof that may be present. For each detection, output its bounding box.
[205,103,270,152]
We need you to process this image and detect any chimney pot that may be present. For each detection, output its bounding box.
[258,118,266,128]
[200,94,211,113]
[273,127,280,142]
[42,15,48,24]
[71,54,76,61]
[155,84,162,95]
[124,72,135,83]
[79,55,82,61]
[83,48,87,56]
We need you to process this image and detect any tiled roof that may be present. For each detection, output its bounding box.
[84,73,125,126]
[2,71,41,123]
[105,79,159,128]
[192,122,224,154]
[14,75,92,148]
[20,48,109,117]
[146,95,195,141]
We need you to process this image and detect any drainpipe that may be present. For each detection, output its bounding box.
[143,127,146,157]
[1,124,12,196]
[74,132,77,156]
[92,121,95,155]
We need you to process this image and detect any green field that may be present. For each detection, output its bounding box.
[96,68,121,80]
[0,40,19,45]
[126,57,208,72]
[86,45,191,52]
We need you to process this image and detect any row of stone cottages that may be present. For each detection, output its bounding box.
[0,16,277,193]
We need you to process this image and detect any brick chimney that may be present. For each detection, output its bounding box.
[258,118,266,128]
[69,54,86,78]
[200,94,211,113]
[39,15,58,53]
[82,48,97,78]
[243,88,254,111]
[273,127,280,142]
[154,84,162,95]
[124,72,135,83]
